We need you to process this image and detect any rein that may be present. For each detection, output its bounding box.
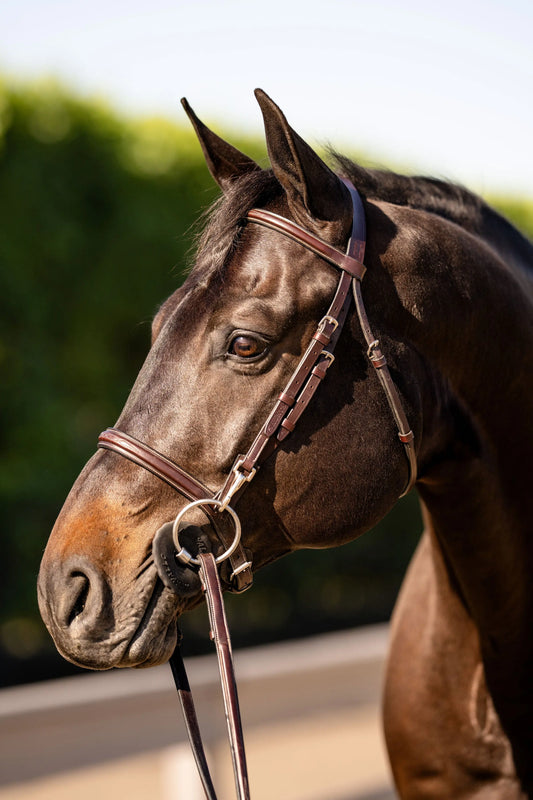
[97,178,416,799]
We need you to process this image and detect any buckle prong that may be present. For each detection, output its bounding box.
[367,339,380,358]
[318,315,339,334]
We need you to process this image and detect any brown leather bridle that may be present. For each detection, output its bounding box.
[96,178,417,799]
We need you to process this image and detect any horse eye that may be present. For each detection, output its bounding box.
[228,335,264,359]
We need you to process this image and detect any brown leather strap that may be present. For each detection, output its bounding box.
[235,180,416,496]
[277,270,352,441]
[217,268,353,505]
[169,555,250,800]
[216,179,367,507]
[351,280,417,495]
[98,428,212,502]
[247,207,366,280]
[169,647,218,800]
[198,553,250,800]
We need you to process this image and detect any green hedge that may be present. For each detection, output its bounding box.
[1,79,531,685]
[0,80,223,682]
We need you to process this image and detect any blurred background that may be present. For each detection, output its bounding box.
[1,0,532,691]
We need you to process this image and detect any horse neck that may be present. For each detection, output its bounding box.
[418,450,533,645]
[477,203,533,280]
[406,207,533,656]
[417,414,533,786]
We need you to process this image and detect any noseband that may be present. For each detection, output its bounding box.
[96,178,417,799]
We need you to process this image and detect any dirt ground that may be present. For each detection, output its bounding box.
[0,703,395,800]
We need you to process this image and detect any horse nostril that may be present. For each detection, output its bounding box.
[53,559,110,632]
[67,572,90,626]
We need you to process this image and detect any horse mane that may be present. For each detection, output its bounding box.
[333,153,533,275]
[190,170,282,291]
[332,152,485,230]
[188,154,532,291]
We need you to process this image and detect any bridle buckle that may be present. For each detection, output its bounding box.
[218,459,257,512]
[321,350,335,366]
[318,314,339,334]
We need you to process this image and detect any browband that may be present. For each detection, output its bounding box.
[246,208,366,280]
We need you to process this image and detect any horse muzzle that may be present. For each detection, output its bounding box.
[37,547,182,670]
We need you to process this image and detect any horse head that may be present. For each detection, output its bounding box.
[38,91,427,671]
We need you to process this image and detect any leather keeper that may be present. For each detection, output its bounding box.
[278,391,296,406]
[370,353,387,369]
[311,360,331,380]
[398,430,414,443]
[239,455,257,474]
[313,330,330,346]
[279,417,296,434]
[336,254,366,279]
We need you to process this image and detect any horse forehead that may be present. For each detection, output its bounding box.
[156,215,339,347]
[224,223,337,307]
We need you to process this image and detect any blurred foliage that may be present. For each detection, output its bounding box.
[0,78,221,684]
[1,78,531,686]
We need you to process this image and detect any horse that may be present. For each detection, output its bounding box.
[38,89,533,798]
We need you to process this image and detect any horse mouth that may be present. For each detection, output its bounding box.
[123,561,207,668]
[122,575,181,668]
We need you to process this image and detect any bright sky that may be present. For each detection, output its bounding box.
[1,0,532,195]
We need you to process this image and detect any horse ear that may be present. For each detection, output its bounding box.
[181,98,260,191]
[254,89,351,237]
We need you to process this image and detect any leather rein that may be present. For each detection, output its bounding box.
[97,178,416,799]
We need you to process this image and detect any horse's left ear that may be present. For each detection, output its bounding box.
[181,98,261,191]
[254,89,351,239]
